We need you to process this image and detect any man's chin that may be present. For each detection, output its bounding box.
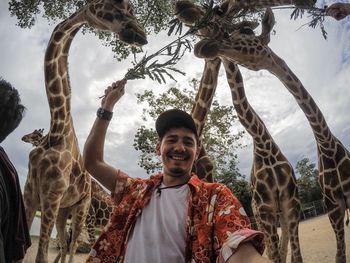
[168,167,187,176]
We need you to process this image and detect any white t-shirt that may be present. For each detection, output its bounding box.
[124,183,189,263]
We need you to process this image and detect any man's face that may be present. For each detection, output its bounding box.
[156,127,200,178]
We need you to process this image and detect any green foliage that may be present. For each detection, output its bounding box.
[133,78,245,177]
[124,37,192,84]
[290,6,328,39]
[9,0,327,62]
[295,157,323,204]
[8,0,189,60]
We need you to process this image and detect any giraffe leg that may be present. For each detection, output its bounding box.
[55,207,71,263]
[36,191,63,263]
[259,212,282,263]
[280,191,303,263]
[253,190,282,263]
[86,206,97,246]
[278,216,289,263]
[325,197,346,263]
[23,171,40,229]
[68,194,90,263]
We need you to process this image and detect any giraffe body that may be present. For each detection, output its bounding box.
[186,2,349,262]
[87,180,115,246]
[22,1,146,262]
[22,130,115,248]
[176,2,304,262]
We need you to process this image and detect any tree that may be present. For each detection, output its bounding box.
[8,0,326,61]
[295,157,322,204]
[133,78,245,178]
[8,0,191,60]
[133,78,254,213]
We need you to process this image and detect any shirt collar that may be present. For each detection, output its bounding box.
[151,172,202,193]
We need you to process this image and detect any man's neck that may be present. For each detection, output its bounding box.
[162,173,191,187]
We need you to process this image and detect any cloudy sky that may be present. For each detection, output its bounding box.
[1,0,349,195]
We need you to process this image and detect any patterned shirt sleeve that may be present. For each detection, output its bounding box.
[111,170,136,204]
[213,185,265,263]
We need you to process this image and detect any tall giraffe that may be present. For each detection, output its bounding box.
[176,0,314,183]
[22,0,147,262]
[22,128,45,147]
[222,57,302,263]
[192,6,349,263]
[176,2,303,262]
[22,130,116,247]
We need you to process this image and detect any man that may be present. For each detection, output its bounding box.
[0,77,31,262]
[326,2,350,20]
[84,80,271,262]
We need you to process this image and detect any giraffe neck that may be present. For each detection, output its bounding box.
[44,11,85,141]
[222,59,275,149]
[265,51,333,145]
[191,59,221,137]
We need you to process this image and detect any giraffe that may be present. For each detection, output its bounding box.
[21,128,45,147]
[176,0,315,183]
[175,2,304,262]
[222,57,302,263]
[189,4,349,263]
[87,179,116,246]
[22,0,147,262]
[22,129,116,247]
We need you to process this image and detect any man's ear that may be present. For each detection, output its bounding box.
[195,140,202,160]
[156,142,161,156]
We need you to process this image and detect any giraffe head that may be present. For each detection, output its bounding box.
[175,1,258,41]
[85,0,147,46]
[22,128,44,147]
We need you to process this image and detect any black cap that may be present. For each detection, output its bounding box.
[155,109,197,138]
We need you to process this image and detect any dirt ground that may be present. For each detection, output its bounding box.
[23,214,349,263]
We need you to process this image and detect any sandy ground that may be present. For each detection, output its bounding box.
[23,214,349,262]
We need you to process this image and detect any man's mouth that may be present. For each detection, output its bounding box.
[168,153,189,161]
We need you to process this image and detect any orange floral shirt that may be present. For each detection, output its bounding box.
[86,173,264,263]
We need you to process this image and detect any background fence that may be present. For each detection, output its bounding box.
[249,199,328,229]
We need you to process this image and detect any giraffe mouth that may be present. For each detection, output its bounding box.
[119,28,148,47]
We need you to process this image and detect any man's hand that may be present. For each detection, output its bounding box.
[326,3,350,20]
[101,79,127,111]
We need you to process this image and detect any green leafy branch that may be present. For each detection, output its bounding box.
[271,5,328,39]
[122,1,217,84]
[123,37,192,84]
[290,6,327,39]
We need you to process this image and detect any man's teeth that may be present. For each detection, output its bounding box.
[172,156,185,160]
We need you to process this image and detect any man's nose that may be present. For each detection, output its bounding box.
[174,141,185,152]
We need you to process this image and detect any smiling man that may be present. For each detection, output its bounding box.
[84,80,271,262]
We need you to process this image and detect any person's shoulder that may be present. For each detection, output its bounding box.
[201,180,231,193]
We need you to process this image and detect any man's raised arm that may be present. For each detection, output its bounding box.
[83,79,127,192]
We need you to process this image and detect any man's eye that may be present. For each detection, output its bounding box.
[184,141,194,146]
